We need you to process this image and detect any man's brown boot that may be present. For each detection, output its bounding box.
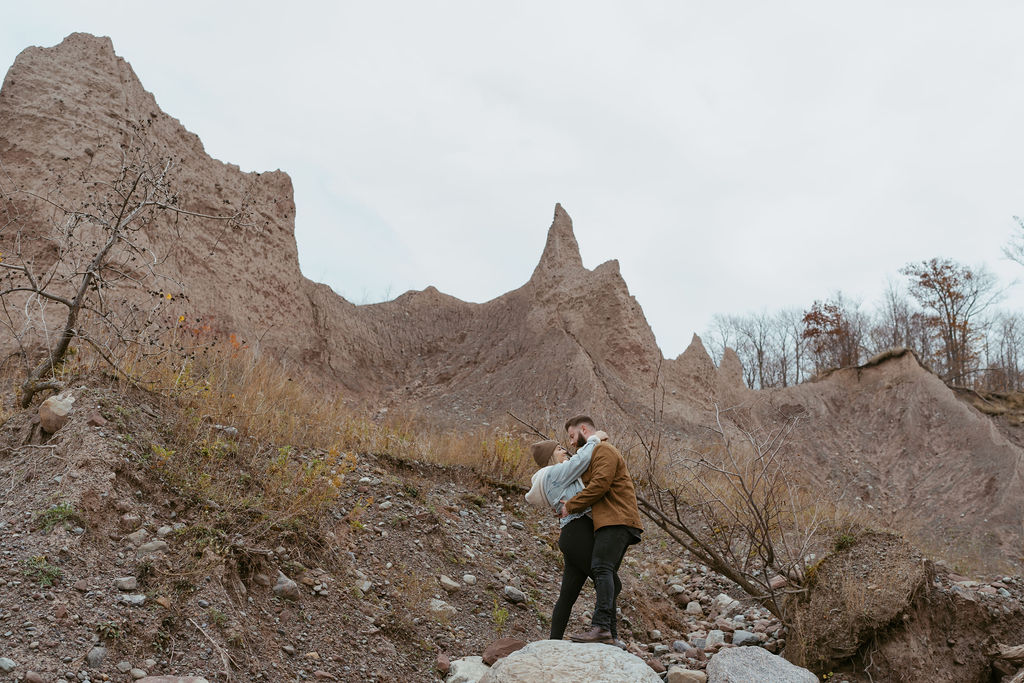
[569,626,614,644]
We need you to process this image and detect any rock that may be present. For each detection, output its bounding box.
[117,661,133,673]
[85,646,107,668]
[686,601,704,616]
[482,638,527,665]
[439,575,461,593]
[157,525,173,538]
[706,630,726,648]
[714,594,741,616]
[0,658,15,673]
[503,586,527,604]
[155,596,171,608]
[114,576,138,591]
[252,573,272,587]
[312,672,336,680]
[86,412,108,427]
[649,629,663,640]
[436,652,451,675]
[39,394,75,432]
[273,572,301,601]
[705,646,817,682]
[130,669,148,679]
[463,574,477,586]
[429,598,458,620]
[136,678,211,683]
[125,529,149,546]
[672,640,689,652]
[73,579,89,592]
[768,575,788,590]
[479,640,662,682]
[120,594,147,606]
[354,579,373,594]
[136,540,168,556]
[25,672,45,683]
[647,658,667,673]
[666,667,707,683]
[447,656,490,683]
[731,630,760,646]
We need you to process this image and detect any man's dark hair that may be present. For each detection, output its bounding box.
[564,415,595,432]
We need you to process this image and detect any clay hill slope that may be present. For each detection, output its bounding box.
[0,32,738,429]
[760,350,1024,570]
[1,34,1022,571]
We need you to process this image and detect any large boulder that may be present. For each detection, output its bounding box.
[705,646,817,682]
[479,640,661,683]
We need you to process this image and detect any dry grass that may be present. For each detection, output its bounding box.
[1,331,537,563]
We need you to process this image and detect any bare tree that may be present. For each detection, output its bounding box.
[0,123,251,406]
[633,405,839,624]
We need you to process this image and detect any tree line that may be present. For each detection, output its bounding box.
[705,256,1023,391]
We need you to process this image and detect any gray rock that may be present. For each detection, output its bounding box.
[666,668,707,683]
[503,586,527,604]
[714,593,741,616]
[446,656,490,683]
[125,529,149,546]
[686,600,703,616]
[705,646,816,682]
[130,669,148,679]
[731,630,760,646]
[354,579,373,593]
[463,574,477,586]
[273,572,301,601]
[117,661,133,673]
[136,540,168,556]
[430,598,458,620]
[157,526,173,538]
[479,640,661,682]
[120,594,146,606]
[114,576,138,591]
[706,630,725,648]
[0,658,15,673]
[672,640,689,652]
[85,646,107,668]
[439,575,461,592]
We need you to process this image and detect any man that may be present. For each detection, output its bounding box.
[559,415,643,644]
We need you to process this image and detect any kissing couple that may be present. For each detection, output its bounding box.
[525,415,644,645]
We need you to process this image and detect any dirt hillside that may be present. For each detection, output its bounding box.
[1,33,1022,574]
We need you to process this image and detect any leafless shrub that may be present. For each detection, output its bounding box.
[633,404,852,624]
[0,121,252,406]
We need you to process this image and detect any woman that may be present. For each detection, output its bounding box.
[525,432,618,642]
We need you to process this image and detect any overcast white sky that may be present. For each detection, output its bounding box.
[4,2,1024,358]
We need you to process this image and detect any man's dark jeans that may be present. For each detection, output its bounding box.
[590,524,636,633]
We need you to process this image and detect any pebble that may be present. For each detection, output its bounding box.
[706,630,725,648]
[462,574,477,586]
[117,661,133,673]
[503,586,527,604]
[114,577,138,591]
[120,594,146,606]
[130,668,147,679]
[136,540,168,556]
[732,629,760,646]
[0,658,15,673]
[25,672,44,683]
[273,573,302,601]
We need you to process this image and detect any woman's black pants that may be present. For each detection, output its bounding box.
[549,515,620,640]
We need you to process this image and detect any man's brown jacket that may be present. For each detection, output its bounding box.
[565,441,643,532]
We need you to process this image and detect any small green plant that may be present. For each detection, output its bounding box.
[492,597,509,634]
[33,502,83,533]
[23,555,62,587]
[207,607,228,627]
[834,533,857,552]
[96,620,123,641]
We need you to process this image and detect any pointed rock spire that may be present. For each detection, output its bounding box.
[530,204,585,284]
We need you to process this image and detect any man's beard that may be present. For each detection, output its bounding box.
[575,432,587,449]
